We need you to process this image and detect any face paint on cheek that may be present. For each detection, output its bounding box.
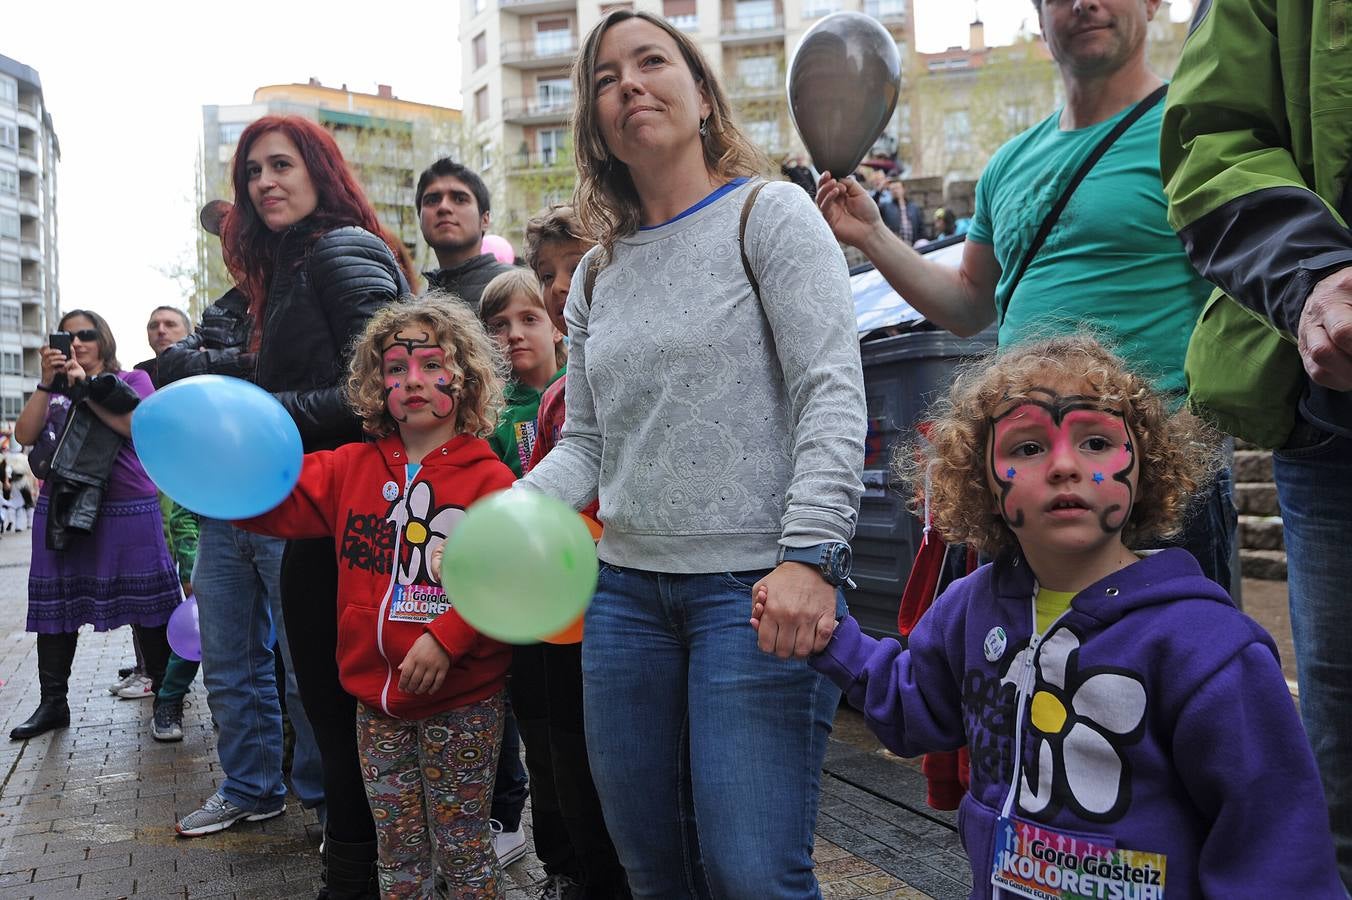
[1098,427,1138,535]
[430,379,456,419]
[384,377,410,422]
[988,424,1027,530]
[1060,409,1136,535]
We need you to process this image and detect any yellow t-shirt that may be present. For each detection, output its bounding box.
[1035,587,1076,635]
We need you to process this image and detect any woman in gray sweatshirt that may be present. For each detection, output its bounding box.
[520,10,867,895]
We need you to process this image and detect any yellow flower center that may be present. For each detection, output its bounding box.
[405,522,429,545]
[1030,690,1067,735]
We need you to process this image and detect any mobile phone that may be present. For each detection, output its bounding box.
[48,332,73,358]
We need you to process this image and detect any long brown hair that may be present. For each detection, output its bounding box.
[59,309,121,374]
[570,10,767,258]
[220,116,417,333]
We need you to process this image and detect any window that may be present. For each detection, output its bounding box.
[663,0,697,29]
[536,77,572,113]
[744,118,780,149]
[474,86,490,124]
[0,79,15,107]
[538,128,568,165]
[3,396,23,419]
[0,305,19,329]
[219,121,248,145]
[535,19,572,55]
[733,0,775,30]
[0,259,19,283]
[0,125,15,149]
[0,168,16,195]
[473,32,488,69]
[864,0,905,18]
[1,351,21,375]
[801,0,839,17]
[737,56,778,89]
[944,110,972,157]
[479,140,494,171]
[473,0,488,14]
[0,212,19,239]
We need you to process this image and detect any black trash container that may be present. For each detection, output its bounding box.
[847,327,995,638]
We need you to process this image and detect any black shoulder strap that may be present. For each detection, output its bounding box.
[584,179,769,306]
[998,83,1168,326]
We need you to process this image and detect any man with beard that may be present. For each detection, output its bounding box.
[416,159,514,310]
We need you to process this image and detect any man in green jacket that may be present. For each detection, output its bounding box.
[1161,0,1352,889]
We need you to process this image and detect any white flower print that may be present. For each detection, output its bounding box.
[386,480,466,586]
[1014,626,1148,823]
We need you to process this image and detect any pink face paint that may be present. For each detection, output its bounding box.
[382,334,456,424]
[987,391,1138,536]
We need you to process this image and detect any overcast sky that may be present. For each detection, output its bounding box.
[5,0,1192,362]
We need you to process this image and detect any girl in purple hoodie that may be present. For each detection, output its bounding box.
[757,335,1343,898]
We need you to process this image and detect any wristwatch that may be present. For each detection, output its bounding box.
[778,541,854,587]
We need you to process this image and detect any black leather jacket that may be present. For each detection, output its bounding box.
[423,253,514,311]
[158,287,254,386]
[43,373,141,551]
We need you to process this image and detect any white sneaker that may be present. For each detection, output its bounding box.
[115,674,154,700]
[490,818,528,866]
[108,670,140,695]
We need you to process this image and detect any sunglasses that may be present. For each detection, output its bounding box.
[70,329,100,342]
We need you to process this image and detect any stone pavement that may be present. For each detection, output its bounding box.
[0,529,971,899]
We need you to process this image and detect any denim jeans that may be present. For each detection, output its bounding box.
[194,518,324,813]
[1273,427,1352,893]
[583,565,840,898]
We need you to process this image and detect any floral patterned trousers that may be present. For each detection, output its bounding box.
[356,693,506,898]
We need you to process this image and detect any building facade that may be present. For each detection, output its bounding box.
[0,54,59,427]
[197,81,465,313]
[459,0,916,243]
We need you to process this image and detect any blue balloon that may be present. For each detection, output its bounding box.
[132,375,302,518]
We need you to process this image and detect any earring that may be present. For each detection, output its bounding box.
[699,117,709,137]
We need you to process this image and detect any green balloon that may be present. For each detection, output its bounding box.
[440,489,598,644]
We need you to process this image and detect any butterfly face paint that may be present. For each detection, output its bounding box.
[382,331,457,426]
[987,389,1139,541]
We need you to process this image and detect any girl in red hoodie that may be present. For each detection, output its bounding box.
[243,295,516,897]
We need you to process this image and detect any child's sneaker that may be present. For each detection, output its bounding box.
[534,874,581,900]
[151,699,184,742]
[108,669,140,695]
[490,818,528,866]
[115,674,154,700]
[176,792,284,837]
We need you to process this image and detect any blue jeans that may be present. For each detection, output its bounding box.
[194,518,324,814]
[1154,466,1238,596]
[1274,427,1352,893]
[583,565,840,898]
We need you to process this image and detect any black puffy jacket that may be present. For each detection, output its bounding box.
[157,287,254,387]
[423,253,514,311]
[253,225,407,452]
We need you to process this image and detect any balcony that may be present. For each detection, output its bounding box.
[17,196,40,219]
[507,148,571,171]
[18,239,41,262]
[500,34,579,68]
[15,150,38,175]
[668,13,699,31]
[720,14,785,43]
[499,0,575,14]
[502,96,575,124]
[727,77,783,102]
[863,0,906,24]
[14,106,38,132]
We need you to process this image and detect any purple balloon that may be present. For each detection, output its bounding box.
[167,595,202,662]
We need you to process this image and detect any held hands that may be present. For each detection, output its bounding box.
[1299,268,1352,390]
[399,632,452,695]
[39,346,89,385]
[816,171,886,250]
[748,562,838,660]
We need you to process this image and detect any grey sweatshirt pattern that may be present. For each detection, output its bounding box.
[522,180,866,574]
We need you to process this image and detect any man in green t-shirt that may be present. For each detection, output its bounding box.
[816,0,1235,591]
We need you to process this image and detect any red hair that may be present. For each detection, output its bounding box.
[220,116,417,340]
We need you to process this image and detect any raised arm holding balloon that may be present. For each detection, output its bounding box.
[517,10,865,893]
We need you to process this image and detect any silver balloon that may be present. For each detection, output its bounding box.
[787,12,902,178]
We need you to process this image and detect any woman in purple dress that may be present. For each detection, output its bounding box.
[10,309,181,741]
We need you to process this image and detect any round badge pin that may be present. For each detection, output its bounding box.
[983,626,1008,662]
[382,481,400,501]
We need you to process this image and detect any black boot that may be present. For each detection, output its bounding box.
[10,632,78,741]
[316,834,378,900]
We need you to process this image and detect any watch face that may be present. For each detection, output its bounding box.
[827,543,852,582]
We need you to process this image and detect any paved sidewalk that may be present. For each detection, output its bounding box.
[0,529,969,899]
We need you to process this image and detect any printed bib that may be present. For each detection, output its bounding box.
[991,815,1166,900]
[388,583,451,624]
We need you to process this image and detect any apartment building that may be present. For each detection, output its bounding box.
[459,0,915,243]
[197,81,464,312]
[0,54,59,426]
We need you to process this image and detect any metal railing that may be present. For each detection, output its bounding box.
[502,96,575,119]
[721,14,785,34]
[500,34,579,64]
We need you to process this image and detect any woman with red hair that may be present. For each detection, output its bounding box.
[173,115,412,896]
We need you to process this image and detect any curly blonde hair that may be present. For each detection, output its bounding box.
[896,334,1221,556]
[570,10,769,260]
[346,293,508,439]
